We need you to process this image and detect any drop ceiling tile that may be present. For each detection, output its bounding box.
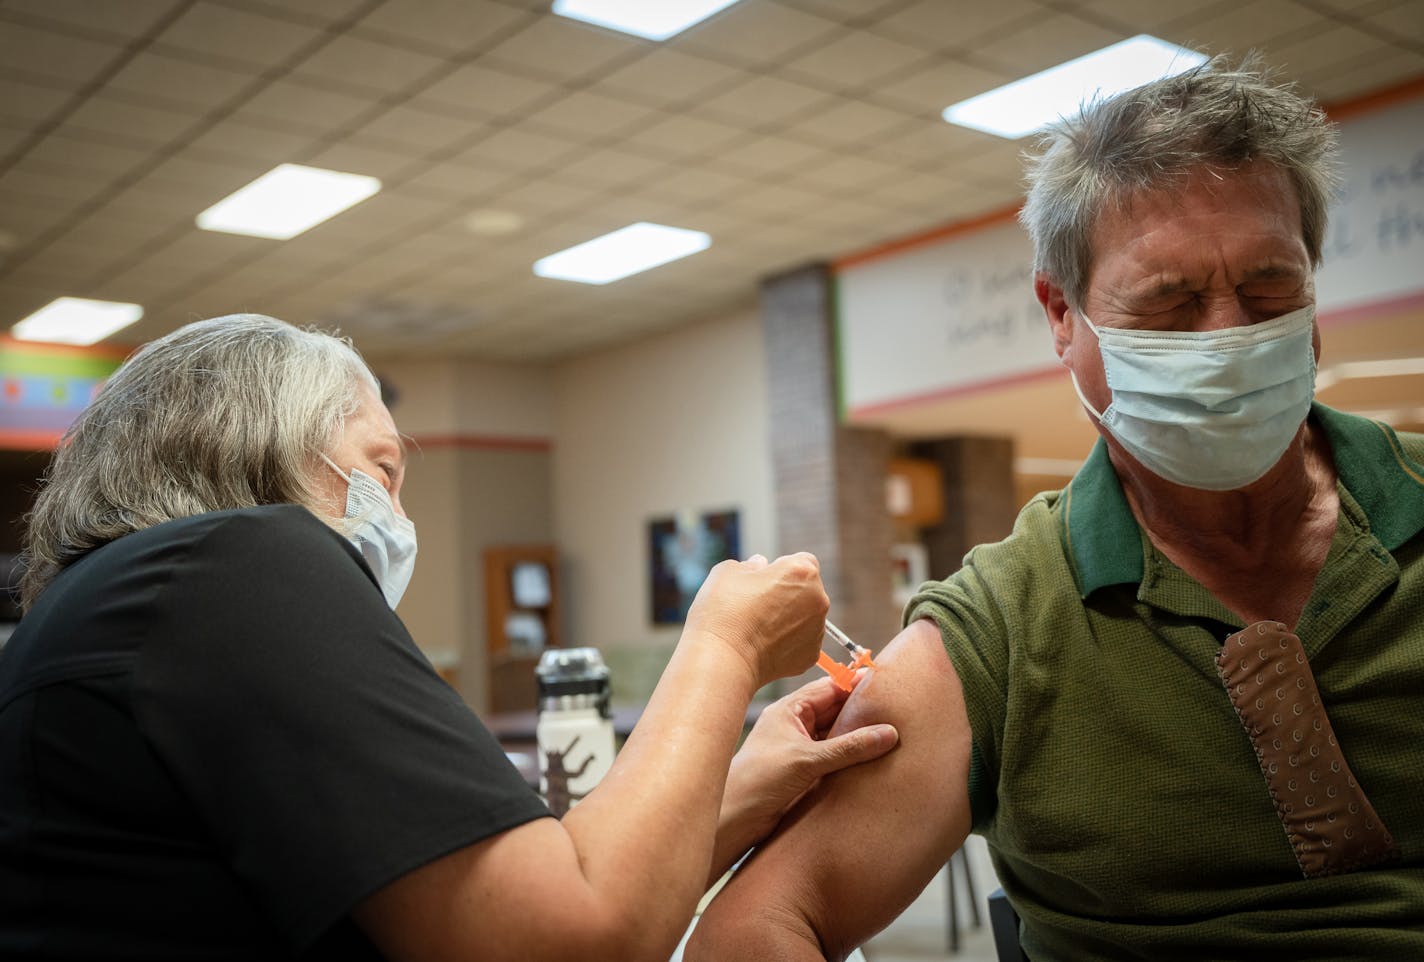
[782,28,932,91]
[416,62,560,118]
[555,146,670,190]
[231,78,377,134]
[102,50,259,112]
[638,166,758,205]
[0,20,128,88]
[154,2,325,68]
[354,0,534,55]
[858,117,994,170]
[972,13,1126,75]
[456,126,587,173]
[129,153,259,206]
[492,176,603,216]
[1,260,89,296]
[871,0,1048,51]
[947,143,1032,185]
[297,189,450,245]
[697,74,839,128]
[352,102,490,154]
[184,118,320,165]
[865,168,979,209]
[62,94,204,149]
[1361,2,1424,43]
[304,140,419,180]
[522,90,660,141]
[23,231,153,279]
[66,203,188,251]
[798,152,915,192]
[871,58,1012,115]
[0,122,31,156]
[677,2,845,67]
[1,0,186,41]
[482,16,644,84]
[1305,0,1404,11]
[0,192,96,248]
[0,75,78,126]
[720,181,841,220]
[781,0,911,20]
[1164,1,1330,60]
[594,48,751,108]
[22,133,152,182]
[0,285,62,327]
[101,261,226,307]
[398,161,513,201]
[0,162,101,207]
[781,97,916,147]
[1308,48,1424,102]
[1075,0,1238,33]
[714,134,833,177]
[1272,24,1399,75]
[228,0,373,23]
[293,33,450,95]
[622,113,751,159]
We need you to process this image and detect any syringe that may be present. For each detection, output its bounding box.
[816,619,879,692]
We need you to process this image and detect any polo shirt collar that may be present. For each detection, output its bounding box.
[1059,402,1424,599]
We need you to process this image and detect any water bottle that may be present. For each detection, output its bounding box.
[535,647,615,817]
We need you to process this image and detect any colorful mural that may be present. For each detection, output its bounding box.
[0,339,127,451]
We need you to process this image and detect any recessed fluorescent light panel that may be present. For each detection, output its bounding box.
[196,163,381,239]
[942,35,1207,139]
[552,0,742,40]
[11,297,143,345]
[534,222,711,285]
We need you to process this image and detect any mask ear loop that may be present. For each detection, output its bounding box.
[1067,309,1106,423]
[317,452,371,536]
[319,451,351,483]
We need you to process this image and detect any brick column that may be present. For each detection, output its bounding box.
[761,263,898,650]
[910,436,1017,582]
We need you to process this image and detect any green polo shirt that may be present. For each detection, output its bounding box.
[907,404,1424,961]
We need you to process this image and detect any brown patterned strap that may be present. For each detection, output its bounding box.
[1216,621,1398,879]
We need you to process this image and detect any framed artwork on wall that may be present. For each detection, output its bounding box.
[648,508,741,624]
[890,542,929,607]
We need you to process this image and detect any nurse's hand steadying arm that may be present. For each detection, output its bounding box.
[352,552,862,962]
[686,618,975,962]
[710,674,900,886]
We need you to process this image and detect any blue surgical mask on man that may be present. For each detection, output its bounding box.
[1068,304,1317,491]
[321,453,418,608]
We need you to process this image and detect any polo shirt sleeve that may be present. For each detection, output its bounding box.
[904,539,1015,829]
[131,505,549,949]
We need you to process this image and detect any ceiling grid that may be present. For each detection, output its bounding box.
[0,0,1418,363]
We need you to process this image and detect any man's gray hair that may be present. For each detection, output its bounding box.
[1019,53,1340,308]
[20,313,379,609]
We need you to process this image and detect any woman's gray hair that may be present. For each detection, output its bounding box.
[20,313,379,609]
[1019,53,1340,309]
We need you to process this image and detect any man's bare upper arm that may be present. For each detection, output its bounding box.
[689,617,975,960]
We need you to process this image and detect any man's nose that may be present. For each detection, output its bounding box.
[1199,297,1259,331]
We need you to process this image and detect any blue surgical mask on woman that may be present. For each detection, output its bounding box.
[1068,304,1317,491]
[320,453,418,608]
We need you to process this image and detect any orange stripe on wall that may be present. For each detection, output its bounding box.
[0,430,64,451]
[832,206,1021,271]
[408,434,552,453]
[1325,73,1424,123]
[0,336,133,361]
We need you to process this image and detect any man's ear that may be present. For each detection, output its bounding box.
[1034,273,1074,361]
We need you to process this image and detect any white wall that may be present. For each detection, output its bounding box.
[552,309,776,651]
[374,356,554,439]
[365,354,555,712]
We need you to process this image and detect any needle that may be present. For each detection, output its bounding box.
[817,620,879,692]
